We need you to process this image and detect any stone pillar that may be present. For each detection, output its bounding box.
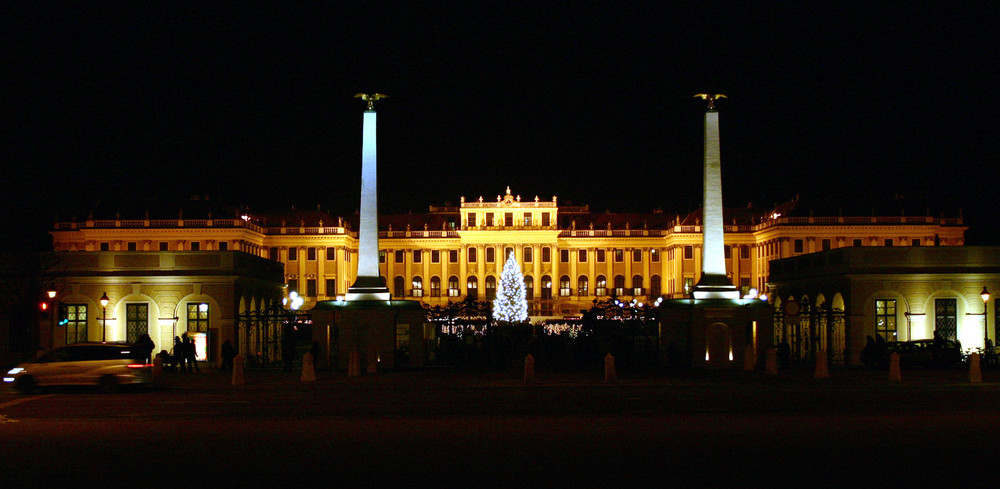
[692,105,739,299]
[347,109,390,300]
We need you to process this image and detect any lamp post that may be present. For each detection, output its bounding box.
[981,286,991,351]
[100,292,109,342]
[46,290,57,350]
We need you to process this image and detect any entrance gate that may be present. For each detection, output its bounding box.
[236,306,311,368]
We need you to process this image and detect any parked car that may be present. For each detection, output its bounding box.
[3,342,152,393]
[887,339,963,368]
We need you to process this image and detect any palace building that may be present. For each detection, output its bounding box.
[43,188,966,363]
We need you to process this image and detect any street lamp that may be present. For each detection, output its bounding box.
[100,292,109,342]
[982,286,991,351]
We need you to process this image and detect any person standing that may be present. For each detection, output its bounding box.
[173,336,186,373]
[183,333,200,372]
[220,340,236,370]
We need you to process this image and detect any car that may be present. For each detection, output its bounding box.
[3,342,153,393]
[887,339,963,368]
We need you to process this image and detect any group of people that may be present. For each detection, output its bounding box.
[148,334,201,372]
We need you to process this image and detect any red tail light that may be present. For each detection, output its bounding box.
[127,364,153,369]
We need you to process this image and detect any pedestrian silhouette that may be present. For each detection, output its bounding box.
[221,340,236,370]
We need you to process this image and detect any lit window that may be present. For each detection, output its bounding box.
[875,299,897,341]
[187,303,209,332]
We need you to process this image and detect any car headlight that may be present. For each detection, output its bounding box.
[6,367,24,375]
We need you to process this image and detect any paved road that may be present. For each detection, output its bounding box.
[3,367,1000,486]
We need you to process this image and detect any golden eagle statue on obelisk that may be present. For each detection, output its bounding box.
[694,93,726,110]
[354,93,388,111]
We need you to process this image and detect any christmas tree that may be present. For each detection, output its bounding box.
[493,251,528,323]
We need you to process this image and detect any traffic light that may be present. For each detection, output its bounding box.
[39,301,50,319]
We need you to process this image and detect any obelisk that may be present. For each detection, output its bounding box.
[346,93,391,301]
[692,94,740,299]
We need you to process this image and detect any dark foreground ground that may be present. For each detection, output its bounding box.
[3,365,1000,487]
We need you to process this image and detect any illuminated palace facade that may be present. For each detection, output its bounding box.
[50,188,967,324]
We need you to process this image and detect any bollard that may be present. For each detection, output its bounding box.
[765,347,778,375]
[348,350,360,377]
[743,344,755,372]
[815,349,829,379]
[604,353,616,383]
[889,352,901,382]
[232,355,245,385]
[301,352,316,381]
[152,355,164,385]
[524,354,535,384]
[969,352,983,383]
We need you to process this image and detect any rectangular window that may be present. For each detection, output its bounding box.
[614,249,624,262]
[187,303,209,333]
[486,213,494,227]
[449,250,458,263]
[542,213,550,226]
[725,245,732,259]
[822,239,831,251]
[578,249,587,262]
[379,250,386,263]
[524,247,533,262]
[935,298,958,341]
[395,250,405,263]
[125,303,149,344]
[127,242,137,251]
[875,299,897,341]
[467,212,476,227]
[61,304,88,345]
[542,247,551,262]
[505,213,513,227]
[218,242,228,251]
[287,279,298,294]
[159,242,169,251]
[190,242,200,251]
[413,250,422,263]
[794,239,804,253]
[684,246,693,259]
[307,247,317,260]
[430,279,441,297]
[486,247,495,263]
[100,242,110,251]
[912,239,921,246]
[633,249,642,262]
[854,239,863,247]
[327,247,337,260]
[597,249,606,262]
[288,247,298,260]
[431,250,440,263]
[307,279,317,297]
[650,249,659,262]
[560,249,570,263]
[740,245,750,259]
[885,239,893,247]
[396,324,410,350]
[326,279,336,297]
[468,247,477,263]
[683,277,694,295]
[523,213,532,226]
[269,248,279,261]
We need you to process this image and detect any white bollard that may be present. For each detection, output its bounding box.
[301,352,316,381]
[232,355,246,385]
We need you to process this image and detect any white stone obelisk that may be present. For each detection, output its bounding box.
[346,99,391,301]
[692,96,740,299]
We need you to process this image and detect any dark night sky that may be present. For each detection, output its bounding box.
[3,3,999,250]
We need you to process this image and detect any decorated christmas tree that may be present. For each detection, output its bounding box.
[493,251,528,323]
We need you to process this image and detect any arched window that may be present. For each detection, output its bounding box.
[448,276,460,297]
[578,276,589,297]
[430,276,441,297]
[393,276,405,299]
[559,275,571,297]
[412,276,423,297]
[541,275,552,300]
[467,276,478,300]
[632,275,644,296]
[524,275,534,300]
[595,275,607,296]
[613,275,625,296]
[485,276,497,300]
[650,275,661,298]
